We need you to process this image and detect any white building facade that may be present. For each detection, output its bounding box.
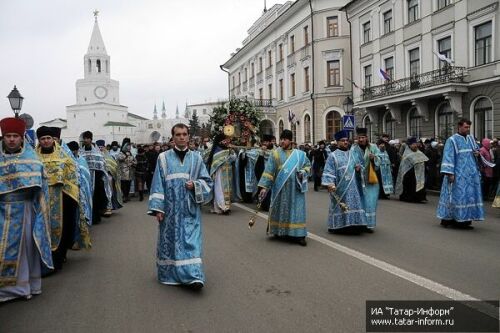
[222,0,352,144]
[184,101,227,125]
[343,0,500,141]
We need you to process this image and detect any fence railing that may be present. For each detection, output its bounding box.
[361,66,466,101]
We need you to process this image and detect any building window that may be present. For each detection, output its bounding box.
[327,16,339,37]
[238,72,241,85]
[475,21,492,66]
[203,109,207,115]
[290,35,295,54]
[384,111,396,138]
[327,60,340,86]
[383,10,392,34]
[268,84,272,99]
[304,114,311,142]
[279,79,284,101]
[291,122,297,141]
[88,59,91,73]
[268,50,272,66]
[106,60,109,73]
[304,67,310,92]
[363,115,374,142]
[437,102,454,140]
[304,26,309,45]
[438,36,452,69]
[408,108,422,138]
[363,21,371,43]
[408,0,419,24]
[251,63,255,77]
[232,76,235,88]
[244,68,248,81]
[290,73,296,97]
[259,88,263,100]
[437,0,450,10]
[384,57,394,80]
[259,57,263,72]
[409,48,420,76]
[279,119,284,134]
[96,59,101,73]
[364,65,372,88]
[148,124,153,129]
[474,97,493,139]
[326,111,342,141]
[279,44,283,61]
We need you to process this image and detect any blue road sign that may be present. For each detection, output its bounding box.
[342,115,355,131]
[25,129,36,148]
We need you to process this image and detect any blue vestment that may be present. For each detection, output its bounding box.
[351,143,381,228]
[258,148,311,237]
[378,150,394,195]
[210,148,236,213]
[0,144,53,291]
[148,150,213,286]
[235,148,259,201]
[322,149,367,230]
[436,134,484,222]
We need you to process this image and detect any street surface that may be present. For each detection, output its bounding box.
[1,190,499,332]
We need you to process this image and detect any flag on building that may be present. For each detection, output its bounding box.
[433,51,453,64]
[378,68,392,81]
[346,78,361,89]
[288,108,296,124]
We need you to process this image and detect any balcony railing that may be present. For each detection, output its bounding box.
[252,98,274,108]
[362,66,466,101]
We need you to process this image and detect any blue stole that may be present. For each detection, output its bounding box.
[271,149,303,204]
[332,151,356,210]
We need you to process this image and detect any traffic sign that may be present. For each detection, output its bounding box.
[343,115,355,131]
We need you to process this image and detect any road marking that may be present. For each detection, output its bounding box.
[233,202,477,301]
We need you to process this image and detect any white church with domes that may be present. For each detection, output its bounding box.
[41,11,188,144]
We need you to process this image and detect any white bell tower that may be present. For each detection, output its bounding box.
[75,10,120,105]
[65,10,130,143]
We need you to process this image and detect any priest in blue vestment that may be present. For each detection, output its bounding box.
[148,124,212,290]
[207,134,236,214]
[0,118,53,302]
[258,129,311,246]
[322,130,367,232]
[79,131,112,224]
[351,127,381,232]
[437,119,484,229]
[376,139,394,199]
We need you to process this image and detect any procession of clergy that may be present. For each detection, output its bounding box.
[0,115,488,299]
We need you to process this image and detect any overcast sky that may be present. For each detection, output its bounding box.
[0,0,284,124]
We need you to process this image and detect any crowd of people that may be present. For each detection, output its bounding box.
[0,116,495,299]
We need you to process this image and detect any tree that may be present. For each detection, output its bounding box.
[189,110,201,137]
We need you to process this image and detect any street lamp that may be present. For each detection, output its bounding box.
[7,85,24,118]
[342,96,354,115]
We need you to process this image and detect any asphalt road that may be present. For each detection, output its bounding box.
[1,190,499,332]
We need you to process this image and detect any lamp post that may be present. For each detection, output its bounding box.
[342,96,354,115]
[7,85,24,118]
